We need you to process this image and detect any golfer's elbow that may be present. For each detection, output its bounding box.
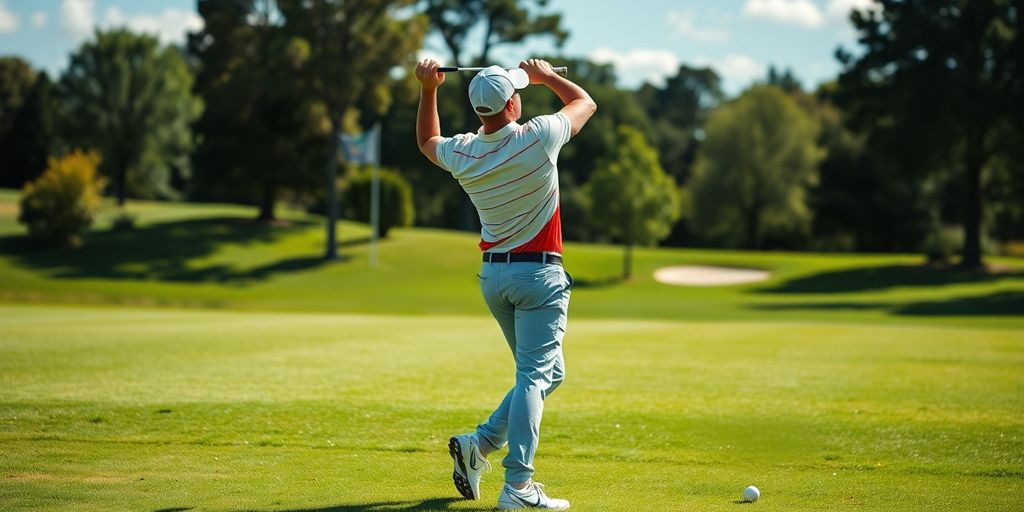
[584,97,597,116]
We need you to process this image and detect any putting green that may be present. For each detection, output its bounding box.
[1,305,1021,511]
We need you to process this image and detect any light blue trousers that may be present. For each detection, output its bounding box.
[475,261,572,484]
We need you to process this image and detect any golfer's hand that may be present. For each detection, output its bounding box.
[415,59,445,90]
[520,59,558,85]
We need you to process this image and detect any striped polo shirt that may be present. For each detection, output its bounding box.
[435,113,571,253]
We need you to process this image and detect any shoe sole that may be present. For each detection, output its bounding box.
[448,436,476,500]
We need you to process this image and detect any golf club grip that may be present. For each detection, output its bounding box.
[437,66,569,76]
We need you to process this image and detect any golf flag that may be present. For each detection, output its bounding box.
[338,124,381,165]
[338,124,383,269]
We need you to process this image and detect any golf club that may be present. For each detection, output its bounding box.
[438,66,568,76]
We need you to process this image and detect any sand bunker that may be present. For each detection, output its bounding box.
[654,265,771,287]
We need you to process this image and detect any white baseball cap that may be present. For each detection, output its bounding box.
[468,66,529,116]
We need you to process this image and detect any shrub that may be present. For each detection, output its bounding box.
[18,150,106,246]
[344,167,414,238]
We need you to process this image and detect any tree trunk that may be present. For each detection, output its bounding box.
[960,127,985,269]
[257,180,276,222]
[116,163,127,207]
[623,243,633,280]
[745,206,760,250]
[325,126,339,260]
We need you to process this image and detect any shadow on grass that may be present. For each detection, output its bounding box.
[571,276,624,289]
[233,497,479,512]
[0,217,368,284]
[758,265,1024,295]
[750,291,1024,316]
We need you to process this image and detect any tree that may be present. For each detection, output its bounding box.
[636,65,723,184]
[811,82,933,252]
[765,65,803,93]
[586,126,680,280]
[691,86,821,249]
[0,57,52,188]
[636,64,723,246]
[55,29,200,206]
[276,0,426,258]
[190,0,332,222]
[836,0,1023,268]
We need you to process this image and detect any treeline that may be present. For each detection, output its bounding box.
[1,0,1021,269]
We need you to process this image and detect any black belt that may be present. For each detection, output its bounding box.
[483,252,562,266]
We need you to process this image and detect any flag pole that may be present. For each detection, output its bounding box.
[325,131,340,261]
[369,123,381,269]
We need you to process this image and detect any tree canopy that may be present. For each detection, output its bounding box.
[836,0,1023,268]
[55,29,199,206]
[692,85,821,249]
[587,126,681,279]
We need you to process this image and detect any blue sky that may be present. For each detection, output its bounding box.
[0,0,873,95]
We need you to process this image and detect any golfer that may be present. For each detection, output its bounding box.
[415,58,596,509]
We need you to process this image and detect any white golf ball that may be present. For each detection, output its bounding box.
[743,485,760,502]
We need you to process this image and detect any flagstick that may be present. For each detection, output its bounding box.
[325,131,340,261]
[369,123,381,270]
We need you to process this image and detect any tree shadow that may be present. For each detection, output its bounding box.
[758,264,1024,294]
[233,497,479,512]
[570,275,624,289]
[749,291,1024,316]
[893,291,1024,316]
[0,216,366,284]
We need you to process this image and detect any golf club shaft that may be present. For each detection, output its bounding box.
[438,66,568,76]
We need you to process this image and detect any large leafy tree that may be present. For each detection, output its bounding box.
[191,0,424,260]
[691,85,821,249]
[586,126,680,279]
[277,0,426,258]
[190,0,331,222]
[836,0,1023,268]
[56,29,199,205]
[0,57,52,188]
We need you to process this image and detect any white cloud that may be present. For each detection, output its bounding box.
[695,54,765,94]
[742,0,825,29]
[103,7,203,44]
[826,0,878,20]
[667,10,729,43]
[61,0,95,40]
[0,1,19,33]
[589,47,680,88]
[31,11,47,29]
[61,1,202,44]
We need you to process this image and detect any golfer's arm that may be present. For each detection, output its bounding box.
[543,75,597,137]
[417,87,443,166]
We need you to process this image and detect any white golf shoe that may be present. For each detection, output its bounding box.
[448,433,490,500]
[497,482,570,510]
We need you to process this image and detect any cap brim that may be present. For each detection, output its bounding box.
[507,68,529,89]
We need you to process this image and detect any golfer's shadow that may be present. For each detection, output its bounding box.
[231,497,486,512]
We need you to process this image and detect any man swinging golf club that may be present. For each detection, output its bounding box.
[415,58,596,509]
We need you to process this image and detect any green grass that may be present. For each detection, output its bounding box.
[1,189,1022,329]
[1,305,1022,511]
[1,189,1022,510]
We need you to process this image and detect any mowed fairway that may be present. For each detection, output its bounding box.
[1,305,1022,511]
[1,191,1023,510]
